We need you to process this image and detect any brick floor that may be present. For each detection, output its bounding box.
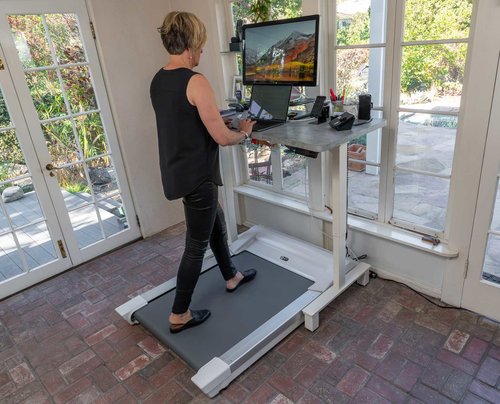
[1,222,500,403]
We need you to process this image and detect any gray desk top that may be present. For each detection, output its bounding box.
[250,118,386,152]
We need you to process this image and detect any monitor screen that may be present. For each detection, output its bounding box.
[242,15,319,87]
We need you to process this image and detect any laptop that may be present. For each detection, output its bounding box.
[248,84,292,132]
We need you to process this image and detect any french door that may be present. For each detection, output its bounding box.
[0,0,140,298]
[461,52,500,322]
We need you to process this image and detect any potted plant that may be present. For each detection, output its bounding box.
[347,144,366,172]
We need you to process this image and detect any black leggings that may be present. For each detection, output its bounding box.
[172,181,237,314]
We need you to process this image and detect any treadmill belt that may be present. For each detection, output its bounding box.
[134,251,313,370]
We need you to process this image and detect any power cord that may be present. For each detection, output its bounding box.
[371,271,470,311]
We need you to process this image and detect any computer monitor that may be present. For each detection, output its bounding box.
[242,15,320,87]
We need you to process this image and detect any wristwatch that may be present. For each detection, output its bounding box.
[240,130,250,140]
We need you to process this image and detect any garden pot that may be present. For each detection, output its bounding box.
[347,144,366,172]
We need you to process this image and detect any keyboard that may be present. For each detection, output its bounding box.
[252,120,284,132]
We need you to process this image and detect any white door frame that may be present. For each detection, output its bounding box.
[461,51,500,322]
[0,0,140,265]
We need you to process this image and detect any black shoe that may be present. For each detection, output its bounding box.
[169,309,211,334]
[226,269,257,293]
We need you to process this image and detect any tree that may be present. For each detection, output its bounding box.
[231,0,302,26]
[401,0,472,94]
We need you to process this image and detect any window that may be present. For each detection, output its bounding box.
[230,1,309,199]
[335,0,473,237]
[335,0,387,219]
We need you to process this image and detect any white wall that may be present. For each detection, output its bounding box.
[87,0,184,237]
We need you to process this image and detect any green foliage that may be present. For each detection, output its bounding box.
[337,10,370,46]
[62,181,90,194]
[232,0,302,25]
[0,13,108,194]
[401,0,472,94]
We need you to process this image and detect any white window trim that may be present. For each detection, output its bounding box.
[234,183,458,258]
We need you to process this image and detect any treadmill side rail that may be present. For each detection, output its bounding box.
[115,295,148,325]
[192,357,231,398]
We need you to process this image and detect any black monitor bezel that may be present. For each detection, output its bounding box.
[242,14,320,87]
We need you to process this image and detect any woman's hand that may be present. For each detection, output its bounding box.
[239,118,255,137]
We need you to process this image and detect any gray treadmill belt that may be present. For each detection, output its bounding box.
[133,251,313,370]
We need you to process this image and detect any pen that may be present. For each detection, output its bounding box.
[329,88,336,101]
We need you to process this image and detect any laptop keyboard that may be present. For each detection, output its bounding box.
[252,120,284,132]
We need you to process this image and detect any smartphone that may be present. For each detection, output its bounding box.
[310,96,326,118]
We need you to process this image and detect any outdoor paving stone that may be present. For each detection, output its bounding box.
[420,359,453,390]
[463,337,489,363]
[441,368,473,401]
[469,379,500,403]
[476,356,500,386]
[444,329,470,353]
[411,383,455,404]
[2,224,500,403]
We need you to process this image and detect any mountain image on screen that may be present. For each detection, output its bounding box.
[245,31,316,83]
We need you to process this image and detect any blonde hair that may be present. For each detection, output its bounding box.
[158,11,207,54]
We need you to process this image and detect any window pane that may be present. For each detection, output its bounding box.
[15,222,57,270]
[55,163,91,210]
[75,113,108,159]
[336,47,384,106]
[8,15,52,68]
[61,66,98,113]
[4,179,44,229]
[336,0,387,46]
[42,119,80,165]
[26,70,66,120]
[68,205,103,249]
[403,0,473,42]
[100,195,128,237]
[348,121,381,217]
[46,13,86,65]
[483,234,500,285]
[490,180,500,232]
[401,44,467,113]
[0,232,24,279]
[281,147,308,198]
[0,130,27,182]
[393,171,449,231]
[88,157,119,200]
[397,113,457,177]
[0,90,12,128]
[247,144,272,185]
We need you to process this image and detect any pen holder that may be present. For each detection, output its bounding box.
[332,100,344,113]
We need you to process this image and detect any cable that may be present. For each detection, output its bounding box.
[372,272,473,311]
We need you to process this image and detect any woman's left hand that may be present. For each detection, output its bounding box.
[239,118,255,135]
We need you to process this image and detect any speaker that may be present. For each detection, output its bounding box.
[358,94,372,120]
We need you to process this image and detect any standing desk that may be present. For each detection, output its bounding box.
[115,118,386,397]
[245,118,386,330]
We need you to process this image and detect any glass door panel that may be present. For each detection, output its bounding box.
[7,11,131,252]
[0,87,58,281]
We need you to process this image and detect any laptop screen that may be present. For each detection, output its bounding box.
[248,84,292,121]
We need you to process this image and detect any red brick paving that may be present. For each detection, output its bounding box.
[0,222,499,402]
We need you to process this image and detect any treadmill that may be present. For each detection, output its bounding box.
[116,226,369,397]
[116,119,385,397]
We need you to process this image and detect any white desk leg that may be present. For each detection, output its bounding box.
[331,144,347,291]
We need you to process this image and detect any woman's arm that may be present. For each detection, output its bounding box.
[187,73,254,146]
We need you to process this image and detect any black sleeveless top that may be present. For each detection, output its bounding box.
[150,68,222,200]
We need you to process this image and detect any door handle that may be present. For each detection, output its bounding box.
[46,163,63,177]
[46,163,63,171]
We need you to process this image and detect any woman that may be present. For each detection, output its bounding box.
[151,11,257,334]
